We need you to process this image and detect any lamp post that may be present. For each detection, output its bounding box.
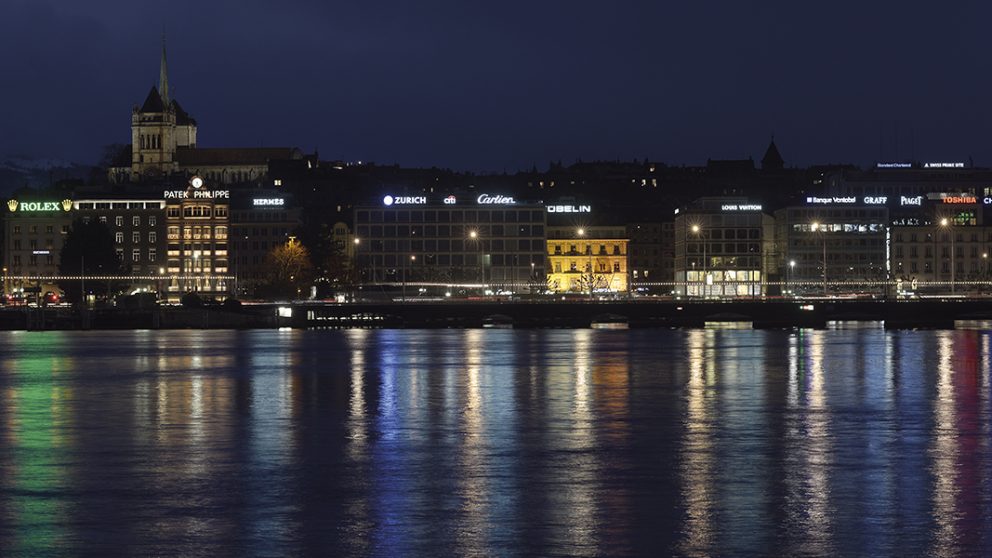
[691,224,706,298]
[469,229,484,290]
[811,221,826,296]
[578,228,592,298]
[940,218,954,294]
[788,259,796,296]
[403,254,415,302]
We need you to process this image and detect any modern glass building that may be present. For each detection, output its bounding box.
[354,193,547,288]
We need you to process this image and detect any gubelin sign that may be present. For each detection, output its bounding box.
[547,205,591,213]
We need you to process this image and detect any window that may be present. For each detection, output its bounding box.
[149,232,157,243]
[115,216,123,227]
[149,248,157,261]
[115,248,123,260]
[13,240,21,250]
[167,226,179,239]
[132,249,140,262]
[115,232,123,243]
[149,216,156,227]
[12,226,20,234]
[99,216,107,223]
[132,231,140,243]
[133,216,141,227]
[46,225,53,234]
[215,226,228,239]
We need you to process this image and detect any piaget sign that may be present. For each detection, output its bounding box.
[7,199,72,212]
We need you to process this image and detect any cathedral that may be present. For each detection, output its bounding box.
[109,39,302,185]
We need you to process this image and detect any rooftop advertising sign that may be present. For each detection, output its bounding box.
[383,195,427,206]
[721,204,762,211]
[924,162,965,169]
[164,190,230,199]
[476,194,516,205]
[547,205,591,213]
[876,162,913,169]
[253,198,285,206]
[7,199,72,212]
[807,196,856,205]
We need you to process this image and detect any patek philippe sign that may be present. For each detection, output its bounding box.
[164,189,230,199]
[476,194,516,205]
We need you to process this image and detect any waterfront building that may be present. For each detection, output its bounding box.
[774,200,889,294]
[546,226,628,294]
[626,222,672,292]
[674,198,774,297]
[2,197,73,297]
[353,193,547,288]
[229,191,301,297]
[163,176,231,301]
[72,197,167,292]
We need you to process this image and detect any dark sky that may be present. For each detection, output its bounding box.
[2,0,990,171]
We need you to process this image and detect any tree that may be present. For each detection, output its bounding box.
[58,218,126,303]
[261,238,313,300]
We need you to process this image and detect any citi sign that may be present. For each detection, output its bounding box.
[443,195,457,205]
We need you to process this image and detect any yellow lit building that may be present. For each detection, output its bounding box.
[546,226,628,293]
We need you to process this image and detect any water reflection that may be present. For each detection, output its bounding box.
[0,329,991,556]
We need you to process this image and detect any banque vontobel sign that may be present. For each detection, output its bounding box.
[7,199,72,212]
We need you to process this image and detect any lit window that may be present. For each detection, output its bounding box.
[115,232,123,244]
[133,216,140,227]
[115,216,123,227]
[132,249,140,262]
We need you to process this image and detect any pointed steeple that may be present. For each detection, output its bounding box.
[159,34,170,106]
[761,135,784,171]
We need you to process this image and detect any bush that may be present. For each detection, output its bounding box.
[222,298,242,310]
[180,292,203,308]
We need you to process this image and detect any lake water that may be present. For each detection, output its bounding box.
[0,328,990,556]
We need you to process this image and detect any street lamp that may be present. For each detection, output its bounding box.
[811,221,827,296]
[577,228,593,298]
[940,218,955,294]
[691,224,706,298]
[403,254,416,302]
[788,259,796,296]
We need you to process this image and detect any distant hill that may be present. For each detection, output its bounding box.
[0,157,93,196]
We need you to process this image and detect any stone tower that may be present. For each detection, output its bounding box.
[130,36,196,180]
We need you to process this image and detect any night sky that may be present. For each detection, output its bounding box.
[2,0,990,171]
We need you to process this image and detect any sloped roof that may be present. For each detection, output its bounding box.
[175,147,301,166]
[171,99,197,126]
[761,139,784,170]
[140,86,165,112]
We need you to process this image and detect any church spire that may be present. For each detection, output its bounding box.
[159,34,170,106]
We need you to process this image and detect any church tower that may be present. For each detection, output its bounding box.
[130,37,187,180]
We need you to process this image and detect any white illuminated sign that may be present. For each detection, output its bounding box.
[924,162,965,168]
[253,198,285,206]
[876,162,913,169]
[443,195,457,205]
[807,196,856,205]
[477,194,516,205]
[547,205,591,213]
[721,204,762,211]
[863,196,888,205]
[900,195,923,206]
[383,195,426,206]
[164,190,229,199]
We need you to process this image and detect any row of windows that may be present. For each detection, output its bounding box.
[357,209,545,224]
[109,215,157,227]
[166,206,228,218]
[358,254,544,267]
[116,232,158,244]
[11,239,54,250]
[357,224,544,239]
[230,226,290,238]
[362,238,544,253]
[10,255,55,266]
[140,133,163,150]
[551,245,625,255]
[552,262,624,273]
[894,232,988,243]
[77,202,162,210]
[11,225,67,235]
[894,246,985,258]
[115,248,158,262]
[165,226,228,240]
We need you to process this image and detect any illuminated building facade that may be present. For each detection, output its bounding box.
[354,193,546,287]
[229,191,301,297]
[674,198,774,297]
[546,226,628,293]
[164,177,231,300]
[2,198,73,296]
[72,199,167,282]
[774,204,888,293]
